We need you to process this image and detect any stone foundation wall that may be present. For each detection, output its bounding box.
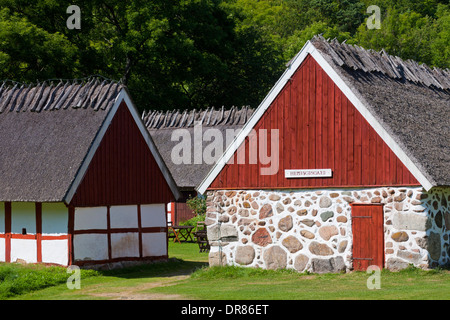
[205,187,450,272]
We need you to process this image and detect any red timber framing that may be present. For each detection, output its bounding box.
[71,205,168,267]
[36,203,42,263]
[67,100,173,266]
[1,202,168,266]
[208,55,420,190]
[0,202,69,264]
[68,205,74,266]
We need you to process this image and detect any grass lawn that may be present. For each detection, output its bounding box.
[8,241,208,300]
[2,242,450,300]
[153,264,450,300]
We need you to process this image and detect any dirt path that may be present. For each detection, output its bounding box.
[83,274,191,300]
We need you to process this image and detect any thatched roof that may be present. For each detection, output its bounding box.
[311,35,450,187]
[0,77,125,202]
[0,77,123,113]
[144,106,254,190]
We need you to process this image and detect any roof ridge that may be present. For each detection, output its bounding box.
[0,76,123,114]
[311,35,450,90]
[143,106,254,129]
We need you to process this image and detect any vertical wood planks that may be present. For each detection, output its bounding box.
[70,102,175,207]
[209,54,420,190]
[351,204,384,271]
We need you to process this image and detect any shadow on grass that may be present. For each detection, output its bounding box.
[98,258,209,280]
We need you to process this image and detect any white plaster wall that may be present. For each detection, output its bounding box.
[72,205,168,263]
[42,203,68,235]
[110,205,138,229]
[142,232,167,257]
[11,202,35,234]
[11,239,37,263]
[42,240,68,266]
[141,204,166,228]
[167,203,173,223]
[74,207,107,230]
[111,232,140,258]
[0,238,4,262]
[74,234,108,261]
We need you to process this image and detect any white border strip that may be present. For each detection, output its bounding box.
[196,41,433,194]
[285,169,332,179]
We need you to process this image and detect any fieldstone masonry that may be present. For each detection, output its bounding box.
[205,187,450,272]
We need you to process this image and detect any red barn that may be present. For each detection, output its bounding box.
[0,78,181,268]
[197,36,450,272]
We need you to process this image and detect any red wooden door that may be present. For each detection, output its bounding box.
[351,204,384,271]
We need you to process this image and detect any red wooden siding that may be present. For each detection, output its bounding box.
[167,202,196,225]
[209,54,419,190]
[70,102,175,207]
[351,204,384,271]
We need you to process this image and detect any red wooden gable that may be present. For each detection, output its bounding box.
[209,55,419,190]
[71,101,175,206]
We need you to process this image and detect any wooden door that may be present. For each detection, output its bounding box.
[351,204,384,271]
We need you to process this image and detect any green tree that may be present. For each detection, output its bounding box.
[0,0,283,111]
[1,0,448,112]
[186,194,207,216]
[280,0,365,34]
[0,8,78,82]
[283,21,355,61]
[355,4,449,69]
[429,4,450,68]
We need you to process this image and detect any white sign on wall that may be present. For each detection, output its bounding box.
[285,169,332,179]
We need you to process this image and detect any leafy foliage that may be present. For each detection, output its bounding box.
[0,0,283,112]
[0,0,448,112]
[0,8,78,82]
[183,195,207,228]
[186,194,207,216]
[355,3,450,69]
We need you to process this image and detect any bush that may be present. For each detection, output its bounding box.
[0,263,99,299]
[186,195,206,216]
[180,214,206,228]
[181,195,207,232]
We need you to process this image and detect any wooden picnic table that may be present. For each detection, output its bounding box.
[168,225,195,243]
